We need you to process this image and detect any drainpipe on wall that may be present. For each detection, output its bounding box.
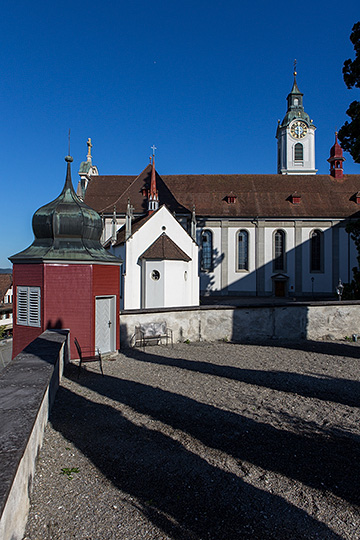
[251,217,259,296]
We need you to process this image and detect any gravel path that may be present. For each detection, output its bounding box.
[24,340,360,539]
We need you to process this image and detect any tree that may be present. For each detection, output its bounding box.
[344,220,360,298]
[338,22,360,163]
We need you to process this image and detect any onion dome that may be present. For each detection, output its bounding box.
[10,156,122,264]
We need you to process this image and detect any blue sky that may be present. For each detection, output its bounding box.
[1,0,359,268]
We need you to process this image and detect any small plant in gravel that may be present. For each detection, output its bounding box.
[184,339,190,344]
[60,467,79,480]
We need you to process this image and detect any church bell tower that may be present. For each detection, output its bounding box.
[276,64,317,175]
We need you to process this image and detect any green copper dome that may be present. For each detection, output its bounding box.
[280,73,313,128]
[10,156,122,264]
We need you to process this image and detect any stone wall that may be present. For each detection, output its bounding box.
[120,302,360,346]
[0,329,69,540]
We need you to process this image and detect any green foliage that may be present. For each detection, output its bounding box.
[60,467,79,480]
[339,22,360,163]
[344,220,360,298]
[0,326,6,340]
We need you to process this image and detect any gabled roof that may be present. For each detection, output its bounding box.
[110,213,154,247]
[85,164,190,216]
[139,233,191,261]
[0,274,12,303]
[85,170,360,219]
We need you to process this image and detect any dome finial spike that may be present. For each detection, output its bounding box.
[293,58,297,77]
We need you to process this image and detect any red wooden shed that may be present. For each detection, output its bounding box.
[10,156,122,359]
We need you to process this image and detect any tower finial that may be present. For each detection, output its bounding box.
[68,129,71,156]
[87,138,93,162]
[293,59,297,77]
[151,144,157,157]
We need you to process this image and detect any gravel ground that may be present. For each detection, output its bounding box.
[24,340,360,540]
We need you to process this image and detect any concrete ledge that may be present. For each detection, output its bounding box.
[120,303,360,346]
[0,329,69,540]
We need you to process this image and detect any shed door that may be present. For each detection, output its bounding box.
[95,296,116,353]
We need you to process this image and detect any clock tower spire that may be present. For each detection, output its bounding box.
[276,63,317,175]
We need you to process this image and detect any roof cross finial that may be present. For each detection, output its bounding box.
[151,144,157,156]
[293,59,297,76]
[87,137,93,161]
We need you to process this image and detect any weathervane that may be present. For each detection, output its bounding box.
[293,59,297,76]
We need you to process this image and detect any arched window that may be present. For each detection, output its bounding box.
[201,230,213,271]
[274,230,286,271]
[238,230,249,270]
[310,230,323,272]
[294,143,303,161]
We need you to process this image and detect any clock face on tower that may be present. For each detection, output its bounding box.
[290,120,308,139]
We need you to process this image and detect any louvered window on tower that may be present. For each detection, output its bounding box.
[17,286,41,327]
[294,143,303,161]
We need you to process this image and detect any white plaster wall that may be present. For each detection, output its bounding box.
[285,127,316,174]
[264,226,295,293]
[301,226,332,293]
[114,206,198,309]
[227,227,256,292]
[198,226,222,293]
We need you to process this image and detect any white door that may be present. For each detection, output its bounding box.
[95,296,116,353]
[143,261,164,308]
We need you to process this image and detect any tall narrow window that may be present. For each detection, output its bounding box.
[201,230,213,271]
[238,230,249,270]
[294,143,303,161]
[310,230,323,272]
[274,230,285,271]
[17,286,41,327]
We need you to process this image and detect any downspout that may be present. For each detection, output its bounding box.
[251,217,259,296]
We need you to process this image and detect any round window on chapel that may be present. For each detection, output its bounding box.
[151,270,160,281]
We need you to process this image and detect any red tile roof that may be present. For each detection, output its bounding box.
[84,167,360,219]
[0,274,12,303]
[139,233,191,261]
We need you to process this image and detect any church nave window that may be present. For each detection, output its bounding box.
[310,230,323,272]
[273,230,286,271]
[201,230,213,271]
[294,143,303,161]
[237,230,249,271]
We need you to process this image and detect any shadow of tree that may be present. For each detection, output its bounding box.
[52,378,345,540]
[69,366,360,508]
[122,344,360,407]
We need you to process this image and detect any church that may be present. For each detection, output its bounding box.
[77,70,360,305]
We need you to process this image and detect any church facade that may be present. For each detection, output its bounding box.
[78,72,360,302]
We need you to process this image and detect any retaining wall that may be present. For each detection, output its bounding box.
[0,329,69,540]
[120,302,360,346]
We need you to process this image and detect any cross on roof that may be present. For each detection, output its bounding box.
[151,145,157,156]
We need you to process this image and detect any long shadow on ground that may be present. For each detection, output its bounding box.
[69,364,360,508]
[52,381,345,540]
[122,345,360,407]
